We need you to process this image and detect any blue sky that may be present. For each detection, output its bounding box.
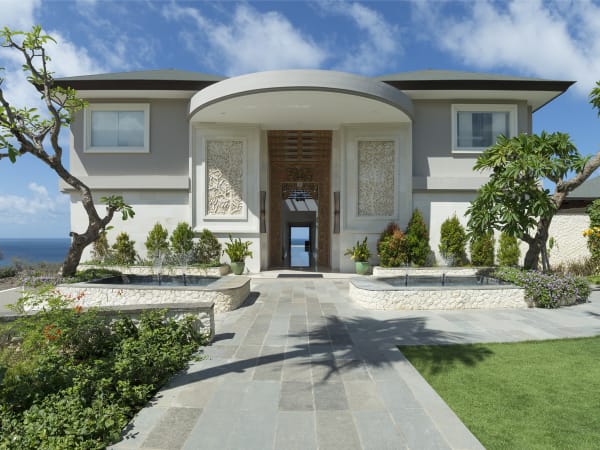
[1,0,599,238]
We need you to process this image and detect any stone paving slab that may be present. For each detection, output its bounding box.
[110,280,600,450]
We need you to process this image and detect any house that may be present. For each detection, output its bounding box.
[56,69,575,272]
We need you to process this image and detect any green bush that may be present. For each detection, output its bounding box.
[439,215,468,266]
[0,292,204,449]
[193,229,222,266]
[405,209,431,266]
[91,230,111,263]
[470,232,495,266]
[498,232,521,267]
[145,223,170,261]
[494,267,591,308]
[111,232,137,265]
[378,229,408,267]
[586,199,600,268]
[170,222,195,259]
[0,266,17,279]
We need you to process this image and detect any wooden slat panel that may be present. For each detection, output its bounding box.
[268,130,331,268]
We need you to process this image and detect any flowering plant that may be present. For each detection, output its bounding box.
[494,267,591,308]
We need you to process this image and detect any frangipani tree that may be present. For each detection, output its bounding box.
[468,84,600,270]
[0,26,134,276]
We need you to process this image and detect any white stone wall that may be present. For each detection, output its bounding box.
[349,282,528,310]
[78,264,229,277]
[548,211,591,266]
[58,278,250,314]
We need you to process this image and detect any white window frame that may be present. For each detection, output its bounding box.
[84,103,150,153]
[451,104,517,154]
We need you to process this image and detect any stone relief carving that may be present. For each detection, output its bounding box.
[206,139,244,216]
[357,140,395,216]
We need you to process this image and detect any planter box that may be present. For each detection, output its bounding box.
[78,264,229,277]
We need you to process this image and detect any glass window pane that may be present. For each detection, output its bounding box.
[117,111,145,147]
[456,110,511,149]
[91,111,118,146]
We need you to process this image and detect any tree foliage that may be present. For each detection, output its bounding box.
[467,126,600,270]
[0,26,134,276]
[111,232,137,265]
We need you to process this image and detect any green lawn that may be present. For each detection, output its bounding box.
[399,337,600,450]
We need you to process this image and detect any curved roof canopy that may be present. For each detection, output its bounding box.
[189,70,414,128]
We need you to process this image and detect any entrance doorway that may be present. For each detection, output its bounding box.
[289,225,311,267]
[268,130,331,269]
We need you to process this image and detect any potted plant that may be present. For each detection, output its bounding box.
[345,237,371,275]
[223,235,253,275]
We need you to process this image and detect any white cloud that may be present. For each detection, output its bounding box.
[417,0,600,94]
[0,182,69,224]
[0,0,40,30]
[162,3,327,75]
[322,2,401,75]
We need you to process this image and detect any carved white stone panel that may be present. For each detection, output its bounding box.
[357,140,395,216]
[206,139,244,216]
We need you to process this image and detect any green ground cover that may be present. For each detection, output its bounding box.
[400,337,600,450]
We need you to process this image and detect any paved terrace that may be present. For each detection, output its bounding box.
[105,276,600,450]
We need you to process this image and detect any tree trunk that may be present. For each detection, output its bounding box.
[62,236,89,277]
[522,218,551,271]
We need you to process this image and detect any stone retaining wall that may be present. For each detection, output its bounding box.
[78,264,230,277]
[372,267,483,278]
[58,276,250,314]
[350,279,529,310]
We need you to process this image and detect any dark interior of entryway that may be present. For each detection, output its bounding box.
[268,130,331,270]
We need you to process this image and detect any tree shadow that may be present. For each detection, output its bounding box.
[165,313,493,389]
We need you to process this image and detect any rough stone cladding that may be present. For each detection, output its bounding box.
[548,212,591,265]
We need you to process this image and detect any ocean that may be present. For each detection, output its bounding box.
[0,238,71,267]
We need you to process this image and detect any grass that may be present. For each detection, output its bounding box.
[400,337,600,450]
[587,274,600,284]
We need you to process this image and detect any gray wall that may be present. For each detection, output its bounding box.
[70,99,190,178]
[412,100,530,181]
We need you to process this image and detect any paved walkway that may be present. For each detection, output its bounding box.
[103,277,600,450]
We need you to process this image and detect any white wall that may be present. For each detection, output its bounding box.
[413,192,475,265]
[70,190,190,263]
[548,211,591,266]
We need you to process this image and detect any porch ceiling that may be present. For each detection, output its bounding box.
[189,70,413,128]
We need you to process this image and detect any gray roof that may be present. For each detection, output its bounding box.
[570,175,600,199]
[56,69,225,82]
[375,69,566,83]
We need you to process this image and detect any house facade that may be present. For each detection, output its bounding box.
[56,69,574,272]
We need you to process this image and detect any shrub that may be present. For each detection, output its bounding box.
[470,232,495,266]
[0,266,17,279]
[0,292,205,449]
[193,229,221,266]
[91,229,111,263]
[553,257,598,277]
[405,209,431,266]
[145,223,170,261]
[498,232,521,267]
[170,222,195,260]
[494,267,591,308]
[378,229,408,267]
[112,232,137,265]
[439,215,468,266]
[586,199,600,269]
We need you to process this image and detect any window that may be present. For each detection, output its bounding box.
[452,104,517,153]
[85,104,150,153]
